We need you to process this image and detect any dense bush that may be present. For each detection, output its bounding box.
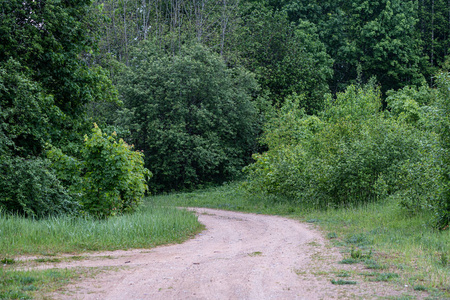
[0,1,128,219]
[119,42,261,192]
[0,157,77,217]
[48,124,151,218]
[436,72,450,228]
[244,83,431,209]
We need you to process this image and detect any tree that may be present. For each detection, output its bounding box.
[0,0,124,217]
[271,0,425,94]
[418,0,450,79]
[119,42,260,191]
[235,2,333,113]
[0,0,117,153]
[436,72,450,228]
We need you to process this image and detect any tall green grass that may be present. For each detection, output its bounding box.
[0,205,202,257]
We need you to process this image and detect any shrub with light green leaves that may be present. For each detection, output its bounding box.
[48,124,151,218]
[81,124,151,217]
[244,83,427,208]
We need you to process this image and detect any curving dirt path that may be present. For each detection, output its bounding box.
[44,208,424,300]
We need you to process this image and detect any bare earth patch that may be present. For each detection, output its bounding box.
[21,208,428,299]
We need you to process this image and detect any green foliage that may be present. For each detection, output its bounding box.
[330,279,357,285]
[386,85,439,128]
[0,156,77,217]
[245,83,424,208]
[119,42,260,192]
[236,3,333,112]
[436,72,450,228]
[48,124,151,218]
[0,59,60,157]
[0,0,118,148]
[0,204,200,256]
[80,124,150,217]
[0,1,122,218]
[273,0,425,93]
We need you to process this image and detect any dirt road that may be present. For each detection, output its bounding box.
[48,208,421,299]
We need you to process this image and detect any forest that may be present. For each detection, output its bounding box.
[1,0,450,229]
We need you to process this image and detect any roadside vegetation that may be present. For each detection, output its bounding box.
[0,204,202,299]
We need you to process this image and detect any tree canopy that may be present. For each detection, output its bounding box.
[119,42,260,191]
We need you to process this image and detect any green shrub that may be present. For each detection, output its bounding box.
[244,83,423,208]
[48,124,151,218]
[81,124,151,217]
[436,72,450,228]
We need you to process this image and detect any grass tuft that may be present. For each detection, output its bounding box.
[370,272,399,282]
[339,258,359,264]
[331,279,357,285]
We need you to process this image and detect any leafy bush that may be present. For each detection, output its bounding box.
[436,72,450,228]
[81,124,151,217]
[0,60,78,217]
[48,124,151,218]
[244,83,426,208]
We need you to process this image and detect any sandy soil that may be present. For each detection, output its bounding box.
[32,208,428,299]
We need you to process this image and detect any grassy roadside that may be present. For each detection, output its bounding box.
[150,182,450,298]
[0,267,116,300]
[0,205,203,299]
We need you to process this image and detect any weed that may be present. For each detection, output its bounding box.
[35,258,61,263]
[336,271,351,277]
[346,233,373,247]
[339,258,359,264]
[0,258,14,265]
[294,269,306,275]
[307,241,321,247]
[413,285,428,291]
[0,268,77,299]
[351,247,363,259]
[364,259,386,270]
[69,255,85,260]
[359,271,378,277]
[438,252,448,267]
[20,276,36,284]
[248,251,263,257]
[311,271,329,276]
[306,218,320,223]
[331,279,357,285]
[370,272,399,282]
[384,295,415,300]
[327,232,338,239]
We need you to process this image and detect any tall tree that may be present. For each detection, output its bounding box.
[0,0,117,153]
[272,0,425,93]
[119,42,260,191]
[418,0,450,78]
[0,0,119,217]
[235,2,333,113]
